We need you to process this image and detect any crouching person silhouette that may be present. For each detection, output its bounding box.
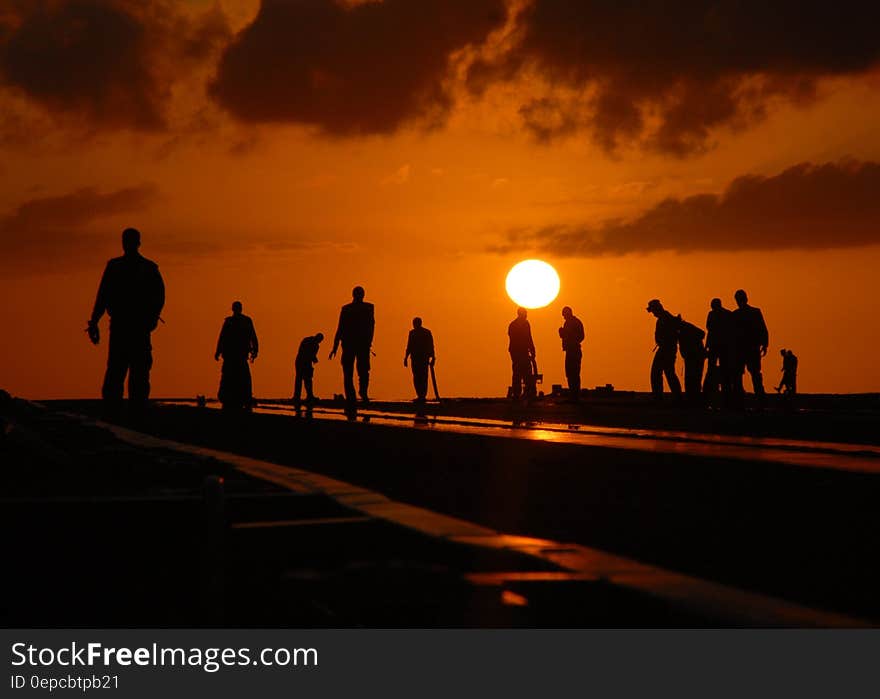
[294,332,324,409]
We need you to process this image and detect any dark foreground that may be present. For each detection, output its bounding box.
[2,390,879,628]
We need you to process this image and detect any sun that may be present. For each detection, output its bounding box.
[505,259,560,309]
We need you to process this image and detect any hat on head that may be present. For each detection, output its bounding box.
[646,299,662,312]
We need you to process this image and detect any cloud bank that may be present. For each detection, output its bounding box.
[1,0,879,154]
[493,160,880,256]
[468,0,880,154]
[209,0,508,135]
[0,0,229,130]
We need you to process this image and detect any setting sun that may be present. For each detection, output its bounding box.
[505,259,561,309]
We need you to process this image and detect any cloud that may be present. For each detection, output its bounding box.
[4,0,875,153]
[492,160,880,256]
[0,183,361,275]
[468,0,880,154]
[517,96,582,144]
[2,185,158,232]
[0,185,159,267]
[0,0,230,131]
[209,0,508,134]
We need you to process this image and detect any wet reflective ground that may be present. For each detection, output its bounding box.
[8,397,880,626]
[233,399,880,474]
[86,400,880,621]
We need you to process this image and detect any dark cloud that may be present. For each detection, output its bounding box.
[492,160,880,256]
[209,0,508,134]
[0,185,159,268]
[469,0,880,154]
[4,0,875,150]
[2,185,158,232]
[517,97,581,143]
[0,183,359,275]
[0,1,230,130]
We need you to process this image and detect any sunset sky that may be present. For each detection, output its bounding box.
[2,0,879,401]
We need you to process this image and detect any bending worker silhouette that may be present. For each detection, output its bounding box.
[677,314,706,403]
[732,289,769,407]
[329,285,375,404]
[293,332,324,407]
[775,348,798,395]
[404,317,435,403]
[87,227,165,413]
[558,306,585,401]
[646,299,682,400]
[508,307,537,400]
[214,301,259,411]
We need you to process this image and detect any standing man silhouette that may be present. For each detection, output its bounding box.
[558,306,585,402]
[404,317,435,403]
[214,301,259,412]
[508,307,537,401]
[732,288,769,408]
[87,227,165,415]
[646,299,682,401]
[703,297,735,404]
[329,286,375,405]
[293,332,324,408]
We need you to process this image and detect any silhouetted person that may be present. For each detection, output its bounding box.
[87,227,165,415]
[404,317,435,404]
[677,314,707,404]
[214,301,258,412]
[775,348,798,395]
[293,332,324,408]
[646,299,682,401]
[329,285,375,405]
[558,306,585,401]
[508,307,537,401]
[732,289,769,408]
[703,297,735,405]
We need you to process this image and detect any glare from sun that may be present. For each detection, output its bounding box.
[505,259,560,309]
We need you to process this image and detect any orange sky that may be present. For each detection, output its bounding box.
[1,0,879,400]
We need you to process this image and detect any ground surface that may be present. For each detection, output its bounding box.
[304,389,880,444]
[2,390,878,628]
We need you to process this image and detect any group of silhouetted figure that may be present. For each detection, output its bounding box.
[212,284,439,415]
[86,229,796,417]
[645,292,797,409]
[505,305,585,403]
[499,294,796,410]
[212,299,322,412]
[86,229,436,416]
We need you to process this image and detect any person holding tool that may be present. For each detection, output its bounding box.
[508,306,537,401]
[293,332,324,408]
[775,348,798,395]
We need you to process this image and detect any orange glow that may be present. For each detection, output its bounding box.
[1,3,879,401]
